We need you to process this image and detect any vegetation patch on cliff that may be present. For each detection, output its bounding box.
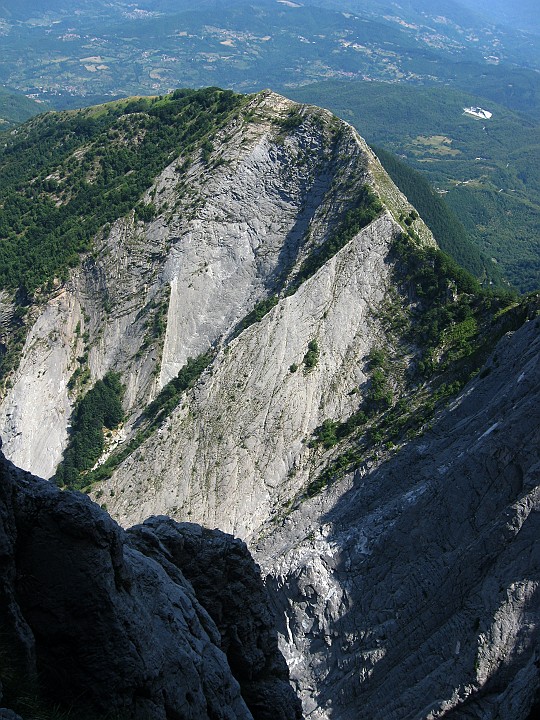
[304,232,527,499]
[231,295,279,338]
[303,339,320,372]
[55,372,124,489]
[145,351,213,424]
[286,184,383,294]
[83,351,213,488]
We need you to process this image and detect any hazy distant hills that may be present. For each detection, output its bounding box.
[0,0,538,111]
[0,0,107,15]
[291,80,540,292]
[457,0,540,35]
[0,0,219,14]
[0,0,538,292]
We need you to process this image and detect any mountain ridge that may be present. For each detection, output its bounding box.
[0,87,538,719]
[0,88,434,482]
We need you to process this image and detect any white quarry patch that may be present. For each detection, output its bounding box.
[463,106,493,120]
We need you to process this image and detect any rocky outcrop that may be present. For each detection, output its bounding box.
[129,518,302,720]
[0,449,299,719]
[0,291,84,479]
[255,316,540,719]
[100,211,403,537]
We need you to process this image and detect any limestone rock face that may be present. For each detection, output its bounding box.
[101,212,402,537]
[0,291,84,479]
[255,317,540,720]
[0,451,298,720]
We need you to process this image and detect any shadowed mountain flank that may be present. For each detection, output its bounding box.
[257,316,540,719]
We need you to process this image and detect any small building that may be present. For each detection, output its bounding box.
[463,106,493,120]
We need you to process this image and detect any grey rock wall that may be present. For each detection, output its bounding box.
[0,91,430,482]
[129,517,302,720]
[100,212,401,536]
[0,291,84,479]
[256,317,540,719]
[2,88,537,720]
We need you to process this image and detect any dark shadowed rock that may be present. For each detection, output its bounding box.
[0,451,299,719]
[128,517,303,720]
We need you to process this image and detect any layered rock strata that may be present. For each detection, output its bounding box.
[0,90,430,480]
[101,211,403,537]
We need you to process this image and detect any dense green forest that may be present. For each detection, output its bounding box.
[290,81,540,292]
[373,146,503,286]
[0,87,244,295]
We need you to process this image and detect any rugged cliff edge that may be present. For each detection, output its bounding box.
[0,448,301,720]
[255,315,540,719]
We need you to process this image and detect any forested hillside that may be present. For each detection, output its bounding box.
[372,146,503,285]
[291,81,540,291]
[0,88,244,294]
[0,87,43,129]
